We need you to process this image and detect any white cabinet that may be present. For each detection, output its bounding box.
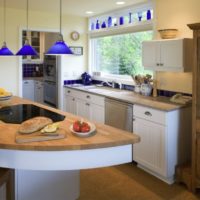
[133,104,191,184]
[23,79,44,104]
[23,80,35,101]
[64,88,105,124]
[22,31,44,63]
[64,95,76,115]
[90,103,105,123]
[34,81,44,104]
[133,116,166,176]
[142,38,192,72]
[76,98,90,119]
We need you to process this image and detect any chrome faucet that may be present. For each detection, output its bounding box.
[101,81,115,88]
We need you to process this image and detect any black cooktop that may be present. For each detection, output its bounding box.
[0,104,65,124]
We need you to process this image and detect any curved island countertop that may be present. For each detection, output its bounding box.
[0,96,139,151]
[0,96,139,171]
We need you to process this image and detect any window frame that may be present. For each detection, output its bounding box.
[88,2,155,85]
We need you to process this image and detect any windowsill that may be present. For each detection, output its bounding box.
[88,20,154,38]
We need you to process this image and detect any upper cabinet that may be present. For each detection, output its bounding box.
[142,38,193,72]
[22,31,45,63]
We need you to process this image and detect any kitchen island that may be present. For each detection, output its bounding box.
[0,96,140,200]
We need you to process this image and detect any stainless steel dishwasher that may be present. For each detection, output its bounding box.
[105,98,133,132]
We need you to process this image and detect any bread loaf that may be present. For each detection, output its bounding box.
[19,117,53,134]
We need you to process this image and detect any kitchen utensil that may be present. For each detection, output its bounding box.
[16,128,66,143]
[134,85,141,93]
[140,83,152,96]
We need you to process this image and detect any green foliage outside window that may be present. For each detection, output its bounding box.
[94,30,153,76]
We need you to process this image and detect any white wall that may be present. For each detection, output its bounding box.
[0,7,88,95]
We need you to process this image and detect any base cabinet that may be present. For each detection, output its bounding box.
[64,95,76,115]
[133,104,192,184]
[34,81,44,104]
[64,88,105,124]
[133,118,166,176]
[22,80,35,101]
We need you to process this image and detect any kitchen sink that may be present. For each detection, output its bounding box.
[87,88,114,94]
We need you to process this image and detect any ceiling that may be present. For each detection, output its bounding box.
[5,0,147,17]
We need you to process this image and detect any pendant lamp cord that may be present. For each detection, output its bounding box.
[60,0,62,35]
[27,0,29,33]
[3,0,6,43]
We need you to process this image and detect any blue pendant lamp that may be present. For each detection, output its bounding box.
[0,0,14,56]
[16,0,37,56]
[46,0,73,55]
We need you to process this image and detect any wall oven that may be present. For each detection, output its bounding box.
[43,55,58,108]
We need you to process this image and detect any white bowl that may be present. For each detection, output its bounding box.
[69,122,96,137]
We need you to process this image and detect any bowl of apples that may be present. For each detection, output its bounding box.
[70,120,96,137]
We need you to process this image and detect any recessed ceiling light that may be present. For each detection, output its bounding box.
[116,1,125,5]
[86,11,94,14]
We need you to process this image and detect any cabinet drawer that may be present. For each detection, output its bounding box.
[64,88,105,106]
[133,105,166,125]
[78,91,105,106]
[64,88,77,97]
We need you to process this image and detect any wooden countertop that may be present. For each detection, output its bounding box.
[64,85,190,111]
[0,96,140,151]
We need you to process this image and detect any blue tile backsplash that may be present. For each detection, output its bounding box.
[23,64,43,77]
[63,79,192,97]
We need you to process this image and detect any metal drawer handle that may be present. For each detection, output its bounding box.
[86,95,90,99]
[144,111,152,116]
[67,90,71,93]
[160,63,164,66]
[72,98,75,101]
[86,103,90,106]
[156,63,160,66]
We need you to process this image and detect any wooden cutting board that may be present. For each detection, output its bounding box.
[15,128,66,143]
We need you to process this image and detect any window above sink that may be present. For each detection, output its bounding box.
[88,1,154,85]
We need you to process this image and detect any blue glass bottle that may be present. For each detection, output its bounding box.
[138,12,142,21]
[101,21,106,28]
[119,16,124,25]
[129,12,132,23]
[96,20,100,29]
[146,10,151,20]
[91,22,95,30]
[108,16,112,27]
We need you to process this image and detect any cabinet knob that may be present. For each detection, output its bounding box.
[86,103,90,106]
[72,98,75,101]
[86,95,90,99]
[144,111,152,116]
[156,63,160,66]
[160,63,164,66]
[67,90,71,93]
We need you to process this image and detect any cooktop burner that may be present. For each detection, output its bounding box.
[0,104,65,124]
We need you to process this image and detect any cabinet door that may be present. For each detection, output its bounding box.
[76,99,90,120]
[133,118,166,176]
[142,41,160,68]
[90,103,105,124]
[34,81,44,104]
[160,39,183,68]
[23,80,35,101]
[64,95,76,115]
